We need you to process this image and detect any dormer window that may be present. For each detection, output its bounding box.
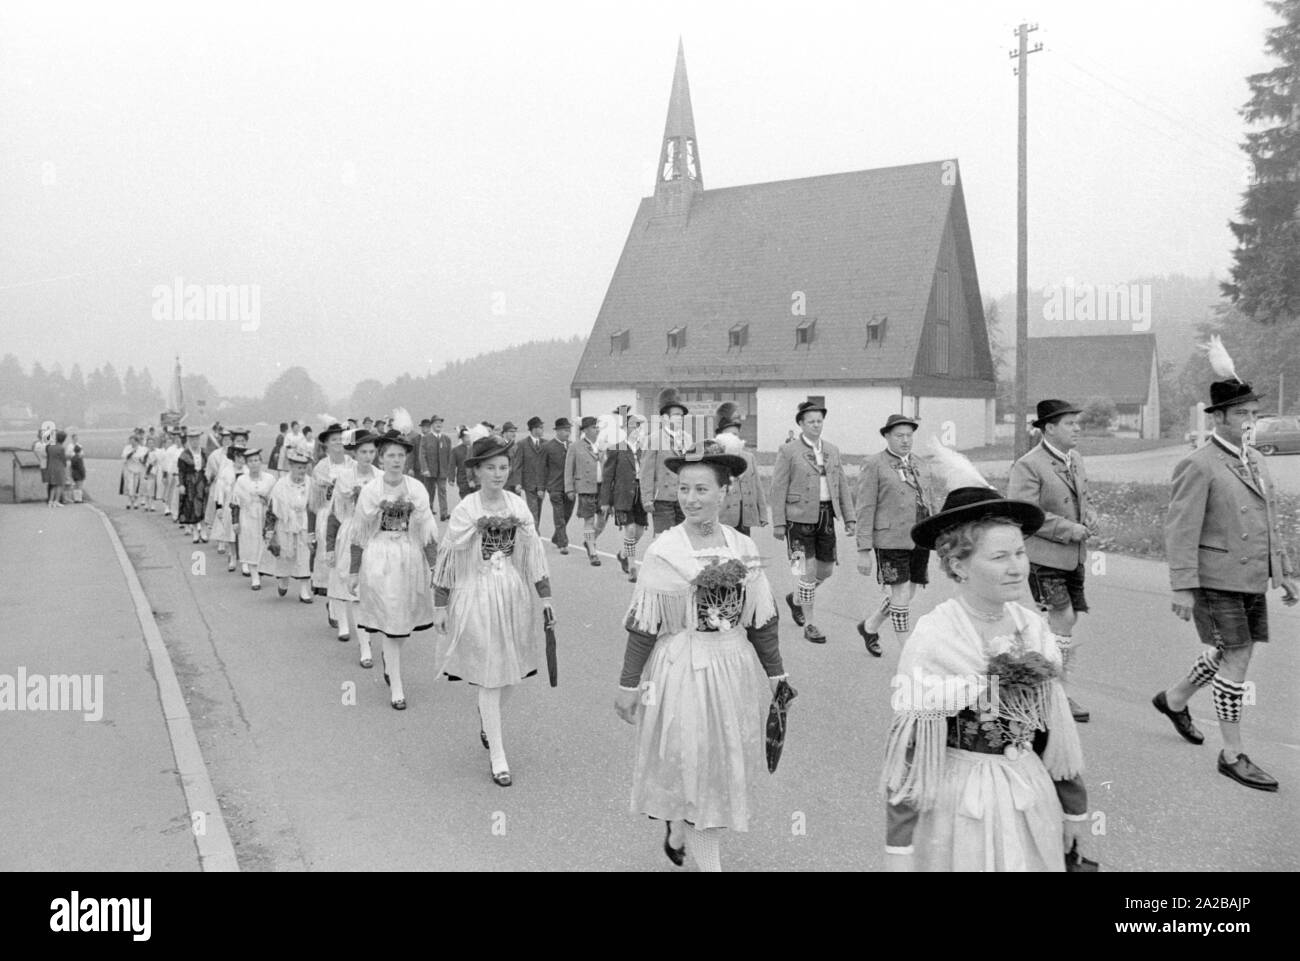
[728,323,748,349]
[795,318,816,347]
[611,329,630,354]
[667,325,686,350]
[866,315,887,346]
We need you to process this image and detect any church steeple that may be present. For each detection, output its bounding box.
[654,39,702,215]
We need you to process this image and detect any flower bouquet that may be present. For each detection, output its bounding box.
[691,558,749,631]
[977,636,1062,752]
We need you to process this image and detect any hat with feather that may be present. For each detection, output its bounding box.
[714,402,743,433]
[910,438,1045,550]
[1200,335,1264,412]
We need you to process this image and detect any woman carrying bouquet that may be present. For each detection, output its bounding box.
[348,430,438,710]
[266,449,316,602]
[325,430,379,655]
[613,441,786,872]
[882,482,1091,872]
[431,434,552,786]
[232,449,277,588]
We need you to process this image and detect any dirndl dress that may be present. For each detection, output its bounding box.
[210,461,243,542]
[326,464,377,603]
[269,473,312,578]
[352,475,436,638]
[625,525,776,832]
[311,454,355,593]
[233,472,276,567]
[431,491,549,688]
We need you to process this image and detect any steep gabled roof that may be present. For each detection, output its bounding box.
[1026,334,1158,405]
[573,160,961,387]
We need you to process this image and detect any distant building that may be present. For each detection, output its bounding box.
[0,402,36,429]
[569,42,998,454]
[1027,333,1161,438]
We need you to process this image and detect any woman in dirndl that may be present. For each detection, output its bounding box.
[348,430,438,710]
[310,423,353,602]
[613,441,785,871]
[232,448,276,588]
[210,446,247,572]
[121,434,148,510]
[431,433,552,787]
[325,430,378,654]
[882,485,1091,872]
[267,448,315,602]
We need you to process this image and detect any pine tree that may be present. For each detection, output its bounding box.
[1223,0,1300,323]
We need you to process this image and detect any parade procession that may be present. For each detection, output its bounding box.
[2,1,1298,898]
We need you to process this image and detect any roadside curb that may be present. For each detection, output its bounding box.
[89,504,240,872]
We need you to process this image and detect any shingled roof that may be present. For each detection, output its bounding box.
[572,160,973,388]
[1026,334,1158,406]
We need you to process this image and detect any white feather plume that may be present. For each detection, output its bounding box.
[389,407,413,434]
[714,432,746,454]
[1200,335,1241,383]
[927,437,996,491]
[594,413,623,451]
[465,423,491,445]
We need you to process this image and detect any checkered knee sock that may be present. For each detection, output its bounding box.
[1186,648,1223,688]
[796,579,817,608]
[889,604,910,633]
[622,532,638,559]
[1211,675,1246,723]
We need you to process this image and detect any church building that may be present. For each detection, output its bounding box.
[570,42,998,454]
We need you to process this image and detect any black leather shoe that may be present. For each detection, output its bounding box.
[804,623,826,644]
[1068,697,1090,723]
[663,822,685,867]
[491,766,512,787]
[359,657,373,669]
[857,621,882,657]
[785,592,806,627]
[1152,691,1204,744]
[618,552,630,574]
[391,698,406,711]
[1218,752,1278,792]
[277,586,288,597]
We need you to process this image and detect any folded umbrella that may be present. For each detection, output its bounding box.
[765,679,797,773]
[544,606,558,687]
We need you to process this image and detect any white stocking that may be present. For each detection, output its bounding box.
[478,687,508,772]
[685,825,722,872]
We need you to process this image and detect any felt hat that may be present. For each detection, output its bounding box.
[880,413,920,436]
[795,399,827,423]
[501,421,517,433]
[285,448,312,465]
[664,439,748,479]
[318,422,346,441]
[715,402,743,433]
[346,430,380,449]
[1031,399,1083,430]
[579,416,599,430]
[464,434,513,467]
[372,429,414,453]
[526,416,544,430]
[554,417,572,430]
[910,487,1045,551]
[657,388,688,416]
[1204,380,1264,413]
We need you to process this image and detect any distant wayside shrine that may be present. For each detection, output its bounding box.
[570,41,998,455]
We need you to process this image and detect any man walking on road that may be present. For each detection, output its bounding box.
[519,416,549,527]
[639,388,693,538]
[855,413,936,657]
[770,399,856,644]
[543,418,575,554]
[1153,377,1297,792]
[1009,399,1096,722]
[419,415,453,520]
[566,415,605,566]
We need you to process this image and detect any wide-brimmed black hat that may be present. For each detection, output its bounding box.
[1204,379,1264,413]
[657,388,688,416]
[664,440,748,479]
[372,429,414,452]
[228,446,247,459]
[910,487,1045,551]
[715,402,743,432]
[318,422,346,441]
[880,413,920,436]
[346,430,380,449]
[1031,399,1083,430]
[285,448,312,465]
[242,447,263,460]
[579,415,599,430]
[795,399,827,423]
[464,434,513,467]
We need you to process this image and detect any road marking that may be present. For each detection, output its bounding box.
[90,505,240,872]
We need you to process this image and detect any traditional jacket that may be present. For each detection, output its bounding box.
[1007,442,1091,571]
[639,427,693,506]
[714,433,768,530]
[565,436,602,497]
[770,434,854,527]
[601,442,643,513]
[542,437,570,494]
[855,448,938,551]
[1165,435,1294,593]
[518,435,549,492]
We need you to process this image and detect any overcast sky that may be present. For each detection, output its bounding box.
[0,0,1278,398]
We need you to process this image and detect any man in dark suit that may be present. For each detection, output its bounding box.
[600,411,648,582]
[518,416,549,527]
[1009,399,1094,722]
[542,418,575,553]
[566,415,604,566]
[502,421,523,495]
[1152,378,1297,791]
[268,422,288,477]
[419,414,454,520]
[452,426,476,500]
[855,413,937,656]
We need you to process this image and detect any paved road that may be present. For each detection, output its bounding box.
[93,459,1299,871]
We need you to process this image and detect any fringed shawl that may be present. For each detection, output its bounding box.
[624,525,777,637]
[880,599,1085,811]
[310,454,355,514]
[430,490,548,590]
[328,464,378,525]
[350,475,436,551]
[269,473,311,535]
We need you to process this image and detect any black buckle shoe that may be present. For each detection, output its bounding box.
[1068,697,1090,723]
[785,592,806,627]
[1152,691,1204,744]
[857,621,882,657]
[663,822,685,866]
[1217,752,1278,792]
[618,551,630,575]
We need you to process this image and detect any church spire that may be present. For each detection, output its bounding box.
[654,39,702,214]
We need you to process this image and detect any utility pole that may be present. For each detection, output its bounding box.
[1011,22,1042,459]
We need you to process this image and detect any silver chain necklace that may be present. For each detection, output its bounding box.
[958,596,1006,623]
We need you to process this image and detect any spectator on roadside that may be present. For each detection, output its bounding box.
[45,430,69,508]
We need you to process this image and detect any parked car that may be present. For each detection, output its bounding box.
[1252,415,1300,455]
